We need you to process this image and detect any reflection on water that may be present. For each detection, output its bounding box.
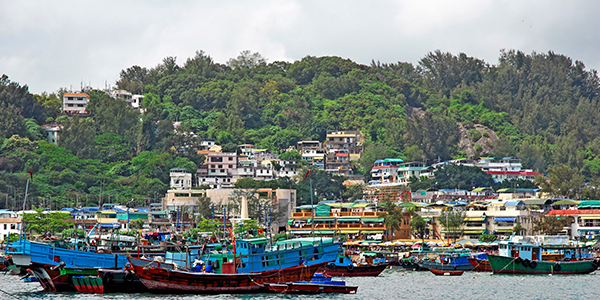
[4,268,600,300]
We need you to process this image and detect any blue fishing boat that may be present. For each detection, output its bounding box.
[7,239,129,292]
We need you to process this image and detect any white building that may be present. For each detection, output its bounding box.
[169,168,192,190]
[62,93,90,114]
[0,210,21,242]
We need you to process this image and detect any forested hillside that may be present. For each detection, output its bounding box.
[1,49,599,208]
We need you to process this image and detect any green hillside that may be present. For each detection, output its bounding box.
[1,49,599,208]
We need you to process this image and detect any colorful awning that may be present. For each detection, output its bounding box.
[337,217,360,222]
[494,217,516,222]
[464,217,485,221]
[361,218,384,223]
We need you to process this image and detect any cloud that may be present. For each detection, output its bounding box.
[1,1,599,94]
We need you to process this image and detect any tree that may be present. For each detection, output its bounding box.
[478,234,497,243]
[535,164,585,198]
[440,209,464,242]
[380,199,404,241]
[24,207,72,237]
[534,215,571,235]
[410,214,427,243]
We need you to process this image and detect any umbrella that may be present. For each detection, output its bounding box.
[394,241,405,246]
[411,244,421,249]
[464,241,474,247]
[490,241,499,246]
[384,241,393,246]
[369,242,378,246]
[426,241,437,246]
[437,241,447,247]
[479,242,490,247]
[404,241,413,246]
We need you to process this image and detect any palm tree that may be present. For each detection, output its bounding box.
[380,199,403,241]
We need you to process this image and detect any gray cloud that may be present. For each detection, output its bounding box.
[1,0,599,94]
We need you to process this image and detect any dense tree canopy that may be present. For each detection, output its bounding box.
[2,48,600,209]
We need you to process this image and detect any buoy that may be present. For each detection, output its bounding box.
[402,273,405,276]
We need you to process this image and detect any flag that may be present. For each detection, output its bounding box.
[27,171,33,181]
[304,170,311,180]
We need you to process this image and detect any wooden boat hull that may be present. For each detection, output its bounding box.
[97,269,149,293]
[27,263,76,292]
[265,282,358,294]
[487,255,599,275]
[429,268,464,276]
[468,258,492,272]
[129,257,326,294]
[73,276,104,293]
[397,259,428,271]
[418,260,474,271]
[319,262,389,277]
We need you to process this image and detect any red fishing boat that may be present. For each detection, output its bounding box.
[128,256,327,294]
[429,268,464,276]
[468,257,492,272]
[264,282,358,294]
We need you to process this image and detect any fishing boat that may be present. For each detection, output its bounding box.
[468,257,492,272]
[397,257,428,271]
[128,236,340,293]
[417,247,475,271]
[129,256,327,294]
[264,281,358,294]
[8,239,129,292]
[320,254,389,277]
[487,235,600,275]
[27,263,99,292]
[94,267,148,293]
[429,268,464,276]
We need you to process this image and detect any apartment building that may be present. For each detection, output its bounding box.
[62,93,90,114]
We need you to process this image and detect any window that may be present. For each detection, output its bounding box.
[228,157,233,161]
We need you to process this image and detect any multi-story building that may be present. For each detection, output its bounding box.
[296,141,322,152]
[169,168,192,190]
[287,203,411,240]
[275,160,299,178]
[301,148,325,170]
[62,93,90,114]
[370,158,404,183]
[197,152,237,188]
[131,95,144,109]
[397,162,426,183]
[325,149,351,175]
[324,131,363,161]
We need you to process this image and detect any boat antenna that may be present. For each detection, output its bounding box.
[20,171,32,240]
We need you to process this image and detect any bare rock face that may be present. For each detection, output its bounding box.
[457,123,499,157]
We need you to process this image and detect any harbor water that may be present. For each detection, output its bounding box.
[3,267,600,300]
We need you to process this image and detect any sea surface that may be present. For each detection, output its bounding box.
[3,267,600,300]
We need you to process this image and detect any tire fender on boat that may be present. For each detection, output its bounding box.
[554,263,561,272]
[327,262,336,269]
[522,259,530,267]
[347,264,354,271]
[515,257,523,264]
[124,272,135,282]
[102,272,113,284]
[529,261,537,269]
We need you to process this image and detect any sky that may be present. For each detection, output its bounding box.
[1,0,600,94]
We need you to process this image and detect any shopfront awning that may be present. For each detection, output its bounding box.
[315,230,336,234]
[361,230,384,234]
[464,230,484,234]
[494,217,516,222]
[580,216,600,220]
[495,229,513,233]
[314,218,335,222]
[337,217,360,222]
[464,217,485,222]
[290,230,311,235]
[361,218,384,223]
[339,230,360,234]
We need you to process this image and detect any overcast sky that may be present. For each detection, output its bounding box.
[2,0,599,94]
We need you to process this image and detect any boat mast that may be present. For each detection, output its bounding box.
[20,172,32,240]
